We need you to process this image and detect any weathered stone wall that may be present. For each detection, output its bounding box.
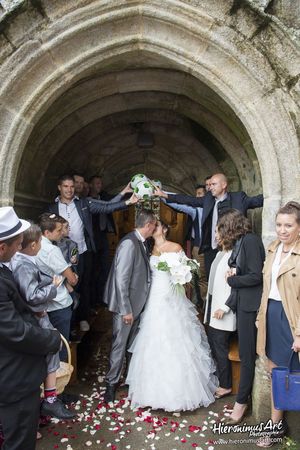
[0,2,298,217]
[0,0,299,419]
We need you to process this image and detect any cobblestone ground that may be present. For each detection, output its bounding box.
[37,309,299,450]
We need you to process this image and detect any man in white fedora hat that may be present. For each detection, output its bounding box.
[0,207,62,450]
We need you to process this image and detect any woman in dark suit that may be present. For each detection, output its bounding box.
[217,209,265,424]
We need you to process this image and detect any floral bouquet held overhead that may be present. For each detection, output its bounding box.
[155,252,199,295]
[130,173,161,214]
[130,173,161,200]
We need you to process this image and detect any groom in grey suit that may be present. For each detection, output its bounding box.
[103,209,157,402]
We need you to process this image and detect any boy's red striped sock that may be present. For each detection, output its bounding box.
[44,387,57,403]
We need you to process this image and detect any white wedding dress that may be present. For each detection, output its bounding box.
[126,252,218,412]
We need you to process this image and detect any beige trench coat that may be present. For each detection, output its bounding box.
[257,239,300,357]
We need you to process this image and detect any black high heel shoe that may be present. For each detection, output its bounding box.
[256,420,288,448]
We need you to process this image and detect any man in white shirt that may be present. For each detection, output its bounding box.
[48,174,137,331]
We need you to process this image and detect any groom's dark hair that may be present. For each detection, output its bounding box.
[136,209,156,228]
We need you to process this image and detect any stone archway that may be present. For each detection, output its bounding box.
[0,0,299,243]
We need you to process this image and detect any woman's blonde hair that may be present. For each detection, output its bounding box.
[276,201,300,224]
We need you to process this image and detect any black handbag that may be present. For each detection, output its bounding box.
[225,236,244,312]
[228,236,244,269]
[225,289,238,312]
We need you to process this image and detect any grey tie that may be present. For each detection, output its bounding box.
[143,241,150,258]
[211,200,219,249]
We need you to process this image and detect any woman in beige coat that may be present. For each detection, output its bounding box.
[256,201,300,448]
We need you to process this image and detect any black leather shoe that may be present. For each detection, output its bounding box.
[40,398,76,419]
[69,330,81,343]
[104,384,116,403]
[70,291,80,311]
[58,392,80,405]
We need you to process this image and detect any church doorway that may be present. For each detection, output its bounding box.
[1,1,298,249]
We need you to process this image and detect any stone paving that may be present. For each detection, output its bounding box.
[36,310,299,450]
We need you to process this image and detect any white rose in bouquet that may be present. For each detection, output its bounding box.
[158,251,181,267]
[170,264,193,285]
[155,251,199,294]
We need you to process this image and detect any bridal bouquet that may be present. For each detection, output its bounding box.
[155,252,199,294]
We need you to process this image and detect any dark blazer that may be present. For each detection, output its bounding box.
[49,195,127,253]
[166,191,263,251]
[184,214,201,246]
[103,231,151,318]
[0,265,61,403]
[98,191,118,234]
[226,233,265,312]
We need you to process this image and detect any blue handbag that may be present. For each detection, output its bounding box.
[272,351,300,411]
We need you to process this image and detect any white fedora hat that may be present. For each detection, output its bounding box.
[0,207,31,240]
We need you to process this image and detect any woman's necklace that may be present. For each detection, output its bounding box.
[282,235,300,253]
[282,241,298,253]
[278,238,299,264]
[280,243,296,260]
[153,239,167,254]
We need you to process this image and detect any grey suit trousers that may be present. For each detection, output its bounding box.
[105,313,140,385]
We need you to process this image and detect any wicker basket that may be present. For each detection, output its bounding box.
[41,334,74,396]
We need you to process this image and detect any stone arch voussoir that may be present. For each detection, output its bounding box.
[0,1,298,241]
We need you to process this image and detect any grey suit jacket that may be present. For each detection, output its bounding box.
[11,253,57,313]
[103,231,151,318]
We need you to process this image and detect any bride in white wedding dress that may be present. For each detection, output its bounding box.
[126,221,218,412]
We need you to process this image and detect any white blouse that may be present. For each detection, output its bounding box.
[269,243,293,301]
[205,250,236,332]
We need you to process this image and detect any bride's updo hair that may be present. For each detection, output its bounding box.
[160,220,170,238]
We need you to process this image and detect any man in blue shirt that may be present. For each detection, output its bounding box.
[156,173,263,276]
[163,184,206,308]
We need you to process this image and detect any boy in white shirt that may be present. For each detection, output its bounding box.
[36,213,78,362]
